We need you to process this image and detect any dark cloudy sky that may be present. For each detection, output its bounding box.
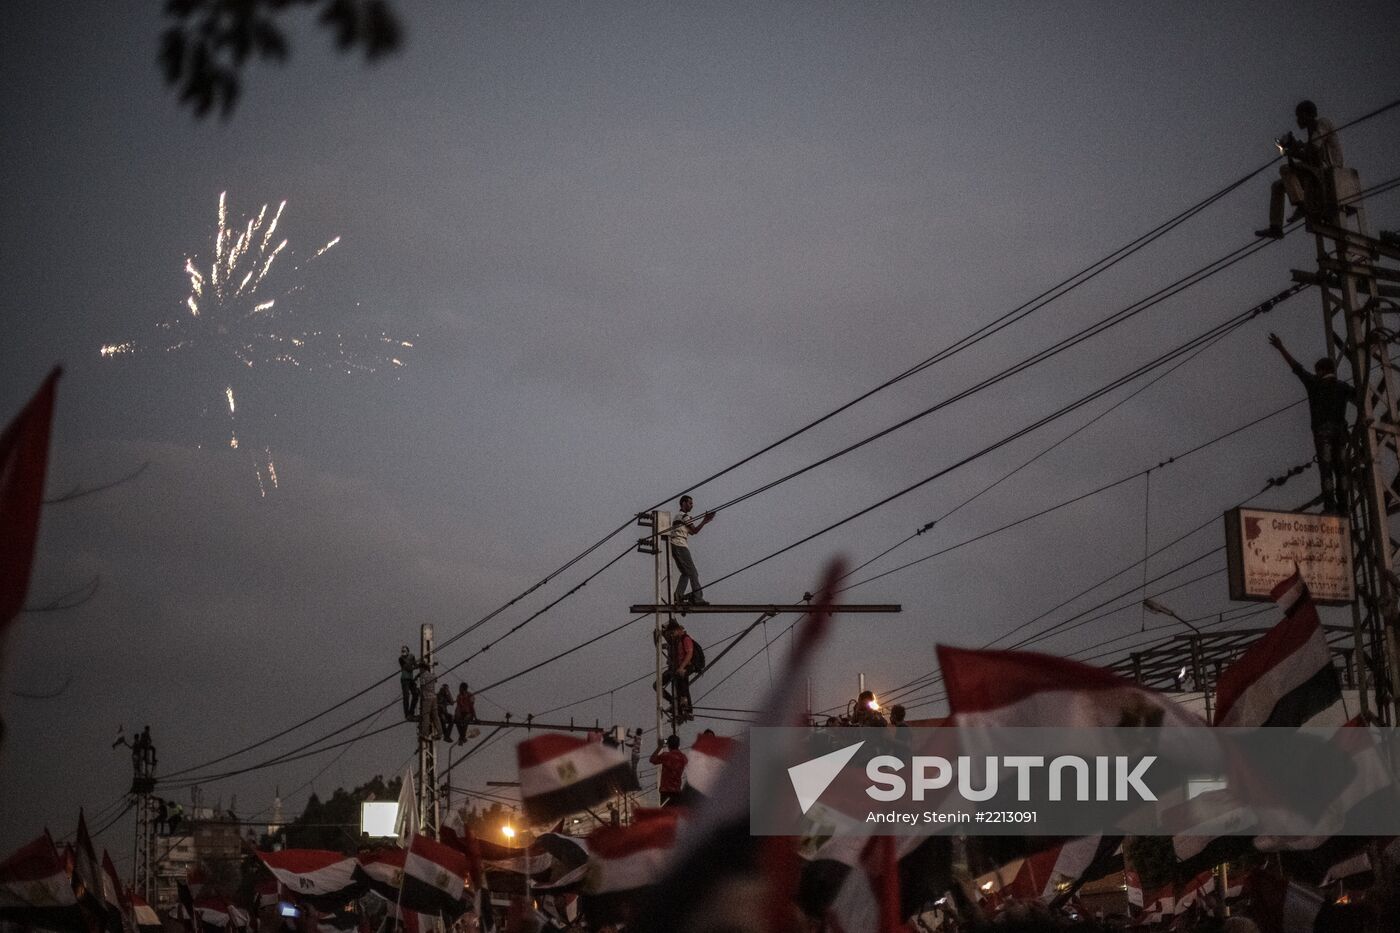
[3,1,1399,862]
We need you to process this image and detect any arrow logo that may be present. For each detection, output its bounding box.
[787,741,864,814]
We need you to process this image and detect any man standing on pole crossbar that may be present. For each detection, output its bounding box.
[669,495,714,606]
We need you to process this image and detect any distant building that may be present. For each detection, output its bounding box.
[153,807,244,910]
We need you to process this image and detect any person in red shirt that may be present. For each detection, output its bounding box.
[649,734,688,806]
[662,618,696,721]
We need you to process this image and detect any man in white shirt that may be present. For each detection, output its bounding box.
[670,495,714,606]
[1257,100,1344,239]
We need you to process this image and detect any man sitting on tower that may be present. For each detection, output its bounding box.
[669,495,714,607]
[1256,99,1344,240]
[1268,332,1352,512]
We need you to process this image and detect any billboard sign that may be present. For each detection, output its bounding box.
[1224,507,1353,604]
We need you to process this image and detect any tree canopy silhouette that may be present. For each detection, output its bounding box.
[160,0,404,119]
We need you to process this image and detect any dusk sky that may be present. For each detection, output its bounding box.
[3,1,1399,866]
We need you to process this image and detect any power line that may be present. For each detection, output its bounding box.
[151,137,1299,783]
[154,113,1400,791]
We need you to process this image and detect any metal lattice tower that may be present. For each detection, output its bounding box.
[636,510,673,762]
[416,623,440,836]
[1297,171,1400,724]
[128,735,157,902]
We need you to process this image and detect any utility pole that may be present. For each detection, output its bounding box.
[1294,173,1400,724]
[416,624,440,836]
[636,510,673,760]
[127,731,157,903]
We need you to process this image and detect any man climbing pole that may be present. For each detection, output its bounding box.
[1268,333,1352,512]
[649,734,688,807]
[1256,100,1344,240]
[662,618,699,722]
[398,646,419,720]
[669,495,714,606]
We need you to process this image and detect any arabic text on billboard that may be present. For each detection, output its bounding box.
[1225,508,1353,604]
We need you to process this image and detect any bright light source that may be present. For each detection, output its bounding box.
[360,801,398,838]
[980,881,994,892]
[501,825,516,839]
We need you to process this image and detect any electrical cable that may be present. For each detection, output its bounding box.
[155,127,1400,791]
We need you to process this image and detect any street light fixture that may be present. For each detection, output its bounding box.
[1141,598,1212,721]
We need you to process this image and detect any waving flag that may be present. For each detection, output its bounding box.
[400,833,471,919]
[255,850,361,905]
[1215,571,1344,728]
[99,850,127,933]
[517,733,638,824]
[937,644,1206,728]
[0,833,84,931]
[129,894,162,933]
[683,732,737,798]
[353,847,404,902]
[580,809,681,923]
[0,368,60,632]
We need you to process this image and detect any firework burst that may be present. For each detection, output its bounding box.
[102,192,415,496]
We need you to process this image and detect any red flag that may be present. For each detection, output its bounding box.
[0,368,59,628]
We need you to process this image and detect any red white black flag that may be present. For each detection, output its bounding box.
[400,833,471,919]
[683,732,737,798]
[937,644,1206,728]
[516,733,638,824]
[254,850,361,904]
[352,847,404,903]
[0,833,84,931]
[1214,570,1344,728]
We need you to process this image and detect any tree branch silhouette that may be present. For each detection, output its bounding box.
[160,0,405,119]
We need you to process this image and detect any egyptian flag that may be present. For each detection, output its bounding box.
[0,368,59,634]
[580,809,680,924]
[0,833,85,931]
[254,851,361,906]
[1256,715,1398,852]
[72,810,109,931]
[682,732,736,799]
[129,894,162,933]
[1214,571,1344,728]
[937,644,1206,728]
[436,825,483,887]
[437,824,491,929]
[352,847,404,903]
[99,850,127,933]
[399,834,471,919]
[517,733,638,824]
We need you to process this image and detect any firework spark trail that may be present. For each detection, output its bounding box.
[100,192,416,495]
